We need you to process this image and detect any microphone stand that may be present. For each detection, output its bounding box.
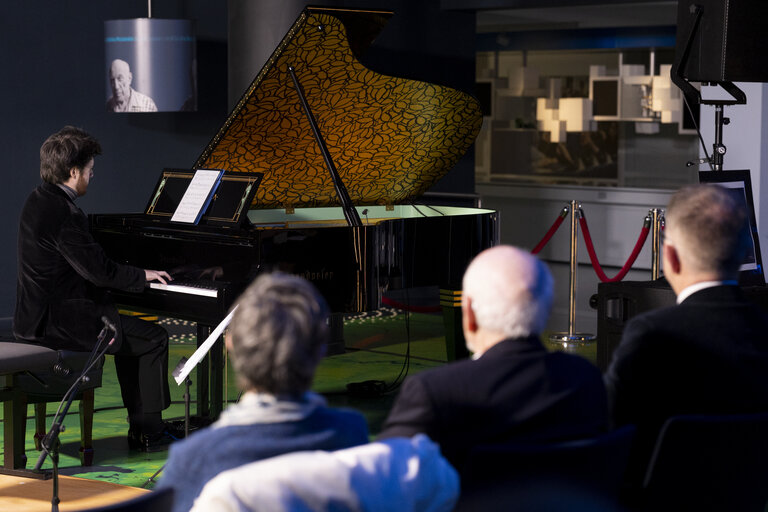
[34,322,115,512]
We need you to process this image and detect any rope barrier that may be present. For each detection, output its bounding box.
[579,210,651,283]
[531,207,569,255]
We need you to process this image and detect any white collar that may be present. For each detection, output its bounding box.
[676,280,737,304]
[213,390,326,428]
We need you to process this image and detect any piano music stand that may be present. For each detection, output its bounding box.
[146,169,262,228]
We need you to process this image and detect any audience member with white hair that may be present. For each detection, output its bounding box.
[378,245,608,472]
[157,272,369,512]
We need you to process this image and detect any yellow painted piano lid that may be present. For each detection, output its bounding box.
[194,6,482,210]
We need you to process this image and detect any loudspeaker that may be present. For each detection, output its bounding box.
[595,280,675,371]
[596,279,768,371]
[676,0,768,83]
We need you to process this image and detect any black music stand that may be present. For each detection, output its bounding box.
[145,170,262,228]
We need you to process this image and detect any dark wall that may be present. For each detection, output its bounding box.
[0,1,228,317]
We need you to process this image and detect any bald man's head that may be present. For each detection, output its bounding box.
[109,59,133,105]
[462,246,553,347]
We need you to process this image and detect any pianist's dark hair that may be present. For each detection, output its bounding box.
[39,126,102,184]
[228,272,329,396]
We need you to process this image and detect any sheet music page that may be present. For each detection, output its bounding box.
[171,169,223,223]
[174,305,238,385]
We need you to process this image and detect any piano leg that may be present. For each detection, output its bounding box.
[195,323,225,420]
[210,330,224,419]
[327,313,346,356]
[439,289,470,361]
[196,324,211,419]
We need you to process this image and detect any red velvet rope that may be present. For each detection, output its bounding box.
[531,207,569,255]
[579,213,650,283]
[381,296,442,313]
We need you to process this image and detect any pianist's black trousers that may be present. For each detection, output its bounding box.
[113,315,171,428]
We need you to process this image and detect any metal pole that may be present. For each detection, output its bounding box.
[713,104,725,171]
[549,200,595,346]
[568,200,578,337]
[651,208,665,280]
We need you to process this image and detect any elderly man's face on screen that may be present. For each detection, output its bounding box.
[109,60,132,103]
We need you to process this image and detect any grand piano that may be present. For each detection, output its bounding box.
[90,6,498,419]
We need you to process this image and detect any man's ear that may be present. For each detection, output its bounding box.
[68,167,79,180]
[663,243,681,275]
[462,296,479,334]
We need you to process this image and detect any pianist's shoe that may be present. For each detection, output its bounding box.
[128,421,186,453]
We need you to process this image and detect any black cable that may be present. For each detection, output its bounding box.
[382,308,412,394]
[345,207,424,398]
[683,94,714,171]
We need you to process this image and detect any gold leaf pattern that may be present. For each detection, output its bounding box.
[195,10,482,209]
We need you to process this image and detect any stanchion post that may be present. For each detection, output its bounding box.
[549,200,595,346]
[650,208,665,280]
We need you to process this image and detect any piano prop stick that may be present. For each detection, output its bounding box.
[288,65,362,228]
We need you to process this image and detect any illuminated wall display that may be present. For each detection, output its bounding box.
[104,18,196,113]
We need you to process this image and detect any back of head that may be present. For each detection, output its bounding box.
[463,245,554,338]
[666,184,750,277]
[229,272,330,396]
[39,126,101,184]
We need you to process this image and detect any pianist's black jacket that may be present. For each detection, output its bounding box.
[14,182,145,352]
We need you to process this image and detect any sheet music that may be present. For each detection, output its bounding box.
[171,169,224,223]
[174,305,238,385]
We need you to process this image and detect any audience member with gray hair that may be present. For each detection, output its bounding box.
[157,272,369,512]
[379,245,608,473]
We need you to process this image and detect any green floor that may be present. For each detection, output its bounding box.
[1,309,450,488]
[1,308,597,489]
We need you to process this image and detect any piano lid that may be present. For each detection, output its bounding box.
[194,7,482,210]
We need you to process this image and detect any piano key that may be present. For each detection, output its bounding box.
[149,281,219,298]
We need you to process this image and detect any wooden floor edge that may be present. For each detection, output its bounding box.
[0,474,148,512]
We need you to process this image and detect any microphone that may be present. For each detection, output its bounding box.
[101,315,117,333]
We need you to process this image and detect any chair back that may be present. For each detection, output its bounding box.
[641,412,768,512]
[456,425,636,511]
[78,488,174,512]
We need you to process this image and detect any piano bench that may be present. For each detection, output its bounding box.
[0,343,103,475]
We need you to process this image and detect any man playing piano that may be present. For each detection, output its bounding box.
[14,126,181,452]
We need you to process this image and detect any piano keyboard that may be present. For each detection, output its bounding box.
[149,280,219,298]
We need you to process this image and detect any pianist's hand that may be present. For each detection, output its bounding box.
[145,269,172,285]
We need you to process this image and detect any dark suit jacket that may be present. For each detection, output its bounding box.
[14,182,145,352]
[605,285,768,479]
[379,336,609,468]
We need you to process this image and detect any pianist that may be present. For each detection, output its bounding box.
[14,126,180,451]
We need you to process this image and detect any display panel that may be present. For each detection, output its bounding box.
[698,169,764,284]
